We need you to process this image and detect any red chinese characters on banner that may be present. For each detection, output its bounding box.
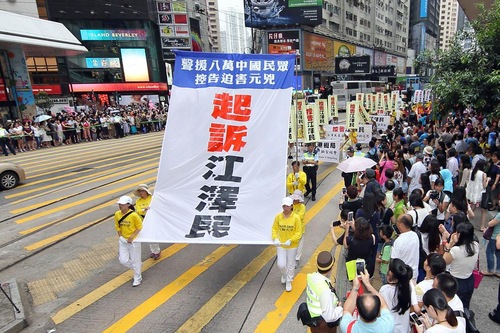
[208,92,252,152]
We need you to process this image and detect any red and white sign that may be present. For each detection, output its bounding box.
[0,78,7,102]
[32,85,62,95]
[70,82,168,93]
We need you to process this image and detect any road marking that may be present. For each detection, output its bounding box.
[174,174,341,332]
[51,243,188,325]
[9,149,160,194]
[14,174,157,223]
[254,235,338,333]
[101,245,237,333]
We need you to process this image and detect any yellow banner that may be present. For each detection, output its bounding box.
[316,99,328,125]
[303,105,320,143]
[346,102,359,129]
[328,95,338,118]
[358,103,371,124]
[296,99,305,139]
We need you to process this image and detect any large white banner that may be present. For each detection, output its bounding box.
[137,51,295,244]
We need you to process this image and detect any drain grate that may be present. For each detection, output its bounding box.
[72,167,95,173]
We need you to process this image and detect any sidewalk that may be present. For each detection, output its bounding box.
[0,279,28,333]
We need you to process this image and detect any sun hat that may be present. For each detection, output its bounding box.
[291,190,304,203]
[423,146,434,155]
[133,184,152,196]
[116,195,133,205]
[317,251,334,271]
[282,197,293,207]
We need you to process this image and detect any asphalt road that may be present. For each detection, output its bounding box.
[0,111,499,333]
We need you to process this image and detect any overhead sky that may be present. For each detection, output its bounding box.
[218,0,244,12]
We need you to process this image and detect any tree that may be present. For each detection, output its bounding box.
[418,0,500,119]
[35,92,54,114]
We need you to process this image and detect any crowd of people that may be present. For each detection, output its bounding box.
[285,108,500,332]
[0,105,168,156]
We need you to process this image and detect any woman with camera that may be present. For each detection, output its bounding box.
[423,179,450,224]
[344,217,376,277]
[379,258,419,333]
[414,288,464,333]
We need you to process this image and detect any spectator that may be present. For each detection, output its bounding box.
[391,214,420,280]
[379,258,419,333]
[433,273,466,328]
[341,185,363,213]
[416,253,447,308]
[392,188,406,220]
[443,222,479,309]
[465,159,489,230]
[379,151,395,186]
[428,160,441,190]
[483,212,500,277]
[407,154,427,194]
[486,151,500,211]
[419,215,443,255]
[363,168,383,198]
[377,225,393,284]
[392,159,407,192]
[415,289,464,333]
[344,217,376,277]
[446,148,459,184]
[458,155,472,188]
[383,180,395,209]
[423,179,450,224]
[339,269,394,332]
[407,193,430,228]
[488,233,500,324]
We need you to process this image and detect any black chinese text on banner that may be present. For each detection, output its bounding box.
[135,51,295,244]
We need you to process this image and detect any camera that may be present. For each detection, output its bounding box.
[429,191,439,200]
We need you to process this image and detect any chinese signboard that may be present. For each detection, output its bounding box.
[156,0,191,60]
[136,51,295,244]
[335,56,371,74]
[244,0,322,28]
[303,32,335,72]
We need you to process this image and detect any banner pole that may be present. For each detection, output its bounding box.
[295,51,299,163]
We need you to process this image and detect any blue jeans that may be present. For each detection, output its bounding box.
[380,272,387,285]
[486,238,500,274]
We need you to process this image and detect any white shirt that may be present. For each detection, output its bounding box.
[424,322,465,333]
[447,157,459,178]
[426,190,450,220]
[379,283,418,333]
[415,279,434,303]
[448,295,466,329]
[448,242,479,279]
[408,207,430,228]
[408,161,427,193]
[391,231,420,280]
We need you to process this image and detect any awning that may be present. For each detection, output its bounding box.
[0,10,87,56]
[457,0,494,21]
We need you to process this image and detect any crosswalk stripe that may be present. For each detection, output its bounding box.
[51,243,189,325]
[101,245,237,333]
[174,176,342,332]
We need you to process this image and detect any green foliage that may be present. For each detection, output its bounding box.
[429,0,500,118]
[35,92,54,112]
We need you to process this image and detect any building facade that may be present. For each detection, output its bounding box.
[206,0,222,52]
[220,7,250,53]
[439,0,459,50]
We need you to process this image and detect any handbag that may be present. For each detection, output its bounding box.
[480,187,493,210]
[472,258,483,289]
[483,226,494,240]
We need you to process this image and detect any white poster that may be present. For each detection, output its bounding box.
[317,140,341,163]
[137,51,295,244]
[372,115,391,131]
[357,125,372,144]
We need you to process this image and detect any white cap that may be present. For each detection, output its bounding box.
[116,195,133,205]
[282,197,293,207]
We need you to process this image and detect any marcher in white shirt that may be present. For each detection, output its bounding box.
[391,214,420,280]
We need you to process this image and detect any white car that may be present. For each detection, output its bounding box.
[0,162,26,190]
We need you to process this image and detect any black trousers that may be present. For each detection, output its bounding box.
[456,274,474,309]
[304,166,317,196]
[0,138,16,156]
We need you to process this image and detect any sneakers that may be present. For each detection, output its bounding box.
[312,196,316,201]
[281,275,286,284]
[285,281,292,292]
[132,276,142,287]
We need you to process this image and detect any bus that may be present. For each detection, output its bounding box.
[330,81,386,110]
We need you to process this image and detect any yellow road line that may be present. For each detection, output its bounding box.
[318,163,337,181]
[175,174,342,332]
[18,135,162,168]
[25,218,106,251]
[14,174,157,223]
[51,243,188,325]
[9,161,159,204]
[254,235,337,333]
[101,245,237,333]
[10,150,160,194]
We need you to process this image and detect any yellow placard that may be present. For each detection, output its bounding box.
[328,95,338,118]
[346,101,359,129]
[316,99,328,125]
[303,105,320,143]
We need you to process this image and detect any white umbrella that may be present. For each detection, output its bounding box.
[337,156,376,173]
[34,114,52,123]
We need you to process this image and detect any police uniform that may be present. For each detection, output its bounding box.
[302,149,319,200]
[305,251,343,333]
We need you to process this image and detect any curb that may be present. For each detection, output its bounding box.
[0,279,28,333]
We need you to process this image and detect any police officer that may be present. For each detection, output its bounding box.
[306,251,343,332]
[303,143,319,201]
[0,123,16,156]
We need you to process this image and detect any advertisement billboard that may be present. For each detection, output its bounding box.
[420,0,428,18]
[333,40,355,57]
[120,49,150,82]
[190,18,203,51]
[85,58,121,69]
[80,29,147,41]
[374,51,387,66]
[244,0,322,28]
[335,56,371,74]
[303,32,335,72]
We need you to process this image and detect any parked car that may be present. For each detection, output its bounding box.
[0,162,26,190]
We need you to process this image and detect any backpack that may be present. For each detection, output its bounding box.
[454,309,480,333]
[366,148,379,163]
[413,229,427,269]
